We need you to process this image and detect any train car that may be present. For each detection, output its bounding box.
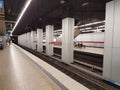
[55,32,104,48]
[75,32,104,48]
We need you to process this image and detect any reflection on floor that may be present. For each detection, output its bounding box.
[0,45,61,90]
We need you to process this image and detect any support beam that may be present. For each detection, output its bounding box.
[46,25,54,56]
[103,0,120,84]
[31,31,36,50]
[62,18,74,64]
[24,33,27,47]
[37,29,43,52]
[27,32,31,48]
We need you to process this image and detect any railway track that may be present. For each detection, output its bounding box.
[19,45,120,90]
[53,47,103,74]
[53,47,103,67]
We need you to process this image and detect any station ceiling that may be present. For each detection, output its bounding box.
[4,0,111,35]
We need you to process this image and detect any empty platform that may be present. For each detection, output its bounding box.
[0,45,61,90]
[0,44,89,90]
[53,45,104,55]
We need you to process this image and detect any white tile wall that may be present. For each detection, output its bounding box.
[113,0,120,48]
[111,48,120,82]
[103,47,112,79]
[104,1,114,48]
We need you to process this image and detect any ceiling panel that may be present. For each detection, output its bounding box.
[4,0,111,35]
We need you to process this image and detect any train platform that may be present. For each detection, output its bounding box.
[53,45,104,55]
[0,44,89,90]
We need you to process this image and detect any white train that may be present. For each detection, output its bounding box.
[74,32,104,48]
[54,20,105,48]
[55,32,105,48]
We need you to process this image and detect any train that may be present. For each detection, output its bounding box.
[55,32,104,48]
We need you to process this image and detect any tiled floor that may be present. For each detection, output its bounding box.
[0,45,61,90]
[14,44,89,90]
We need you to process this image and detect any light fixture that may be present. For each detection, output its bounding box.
[99,25,105,28]
[82,2,89,6]
[60,0,65,4]
[12,0,32,34]
[85,27,92,30]
[80,20,105,28]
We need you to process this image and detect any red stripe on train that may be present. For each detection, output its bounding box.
[49,41,104,45]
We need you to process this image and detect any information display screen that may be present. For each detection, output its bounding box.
[0,0,4,8]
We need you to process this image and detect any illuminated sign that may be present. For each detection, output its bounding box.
[0,0,4,8]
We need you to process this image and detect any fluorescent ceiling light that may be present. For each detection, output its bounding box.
[99,25,105,28]
[60,0,65,4]
[54,29,62,32]
[74,26,79,29]
[80,20,105,28]
[82,2,89,6]
[80,29,85,31]
[12,0,32,34]
[85,27,92,29]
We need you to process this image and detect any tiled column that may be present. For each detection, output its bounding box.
[37,29,43,52]
[22,34,24,46]
[26,32,29,47]
[103,0,120,83]
[31,31,36,50]
[62,18,74,64]
[24,33,27,47]
[27,32,31,48]
[18,35,20,45]
[46,25,54,56]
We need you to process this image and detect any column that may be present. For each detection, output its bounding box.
[27,32,30,48]
[103,0,120,83]
[31,31,36,50]
[62,18,74,64]
[21,34,24,46]
[37,29,43,52]
[46,25,54,56]
[24,33,27,47]
[28,32,31,48]
[26,32,29,47]
[18,35,20,45]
